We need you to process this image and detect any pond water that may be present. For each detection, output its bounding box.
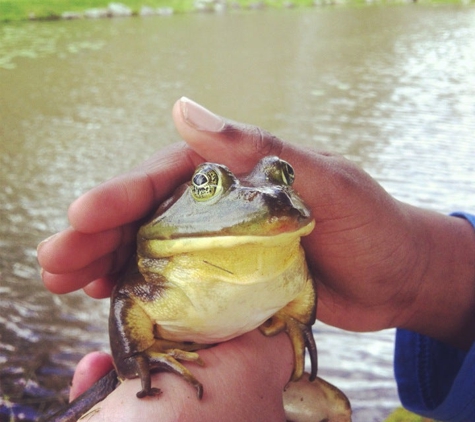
[1,5,475,421]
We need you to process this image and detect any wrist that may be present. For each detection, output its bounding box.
[401,209,475,349]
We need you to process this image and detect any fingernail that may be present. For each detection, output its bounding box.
[37,233,58,253]
[179,97,225,132]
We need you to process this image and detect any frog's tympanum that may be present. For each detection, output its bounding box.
[46,156,351,422]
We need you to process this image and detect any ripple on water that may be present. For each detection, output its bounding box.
[313,323,399,420]
[0,22,106,69]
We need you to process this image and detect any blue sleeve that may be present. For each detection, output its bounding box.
[394,212,475,422]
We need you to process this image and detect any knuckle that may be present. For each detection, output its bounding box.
[221,121,284,159]
[252,126,284,158]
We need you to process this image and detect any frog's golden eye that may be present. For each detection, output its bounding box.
[280,161,295,186]
[265,160,295,186]
[191,168,222,201]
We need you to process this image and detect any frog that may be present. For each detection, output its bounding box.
[109,156,319,400]
[45,156,351,422]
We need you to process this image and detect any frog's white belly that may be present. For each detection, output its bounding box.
[140,241,310,344]
[157,276,303,343]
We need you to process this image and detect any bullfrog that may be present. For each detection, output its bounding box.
[46,156,351,422]
[110,156,318,399]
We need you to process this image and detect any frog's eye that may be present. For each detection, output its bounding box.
[279,161,295,186]
[266,160,295,186]
[191,168,222,201]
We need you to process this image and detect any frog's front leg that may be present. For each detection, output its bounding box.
[109,279,205,399]
[259,274,317,382]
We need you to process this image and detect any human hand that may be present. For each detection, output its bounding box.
[38,97,475,346]
[68,330,293,422]
[172,98,475,349]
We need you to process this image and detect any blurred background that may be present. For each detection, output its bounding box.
[1,4,474,421]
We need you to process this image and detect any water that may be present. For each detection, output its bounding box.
[1,5,475,421]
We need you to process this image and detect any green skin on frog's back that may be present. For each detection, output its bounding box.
[109,156,318,399]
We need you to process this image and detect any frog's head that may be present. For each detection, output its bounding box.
[138,156,314,257]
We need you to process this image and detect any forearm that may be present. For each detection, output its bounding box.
[400,207,475,350]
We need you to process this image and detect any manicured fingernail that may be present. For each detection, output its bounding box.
[179,97,225,132]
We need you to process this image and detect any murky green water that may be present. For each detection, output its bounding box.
[1,6,474,421]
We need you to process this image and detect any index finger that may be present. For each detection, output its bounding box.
[68,142,202,234]
[38,143,204,295]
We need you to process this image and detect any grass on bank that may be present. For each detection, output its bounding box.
[385,407,436,422]
[0,0,318,21]
[0,0,470,22]
[0,0,192,21]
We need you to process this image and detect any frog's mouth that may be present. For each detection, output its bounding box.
[138,220,315,258]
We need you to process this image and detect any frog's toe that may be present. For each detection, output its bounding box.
[165,349,205,366]
[148,351,204,399]
[136,387,162,398]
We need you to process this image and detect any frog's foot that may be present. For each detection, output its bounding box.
[132,341,206,400]
[283,373,352,422]
[148,350,204,399]
[259,313,317,382]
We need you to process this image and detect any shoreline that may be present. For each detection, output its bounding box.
[0,0,472,23]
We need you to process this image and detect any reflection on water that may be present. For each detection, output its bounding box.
[0,22,106,70]
[1,5,474,421]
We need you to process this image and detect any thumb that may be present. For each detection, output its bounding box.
[173,97,288,172]
[70,352,114,401]
[172,97,347,211]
